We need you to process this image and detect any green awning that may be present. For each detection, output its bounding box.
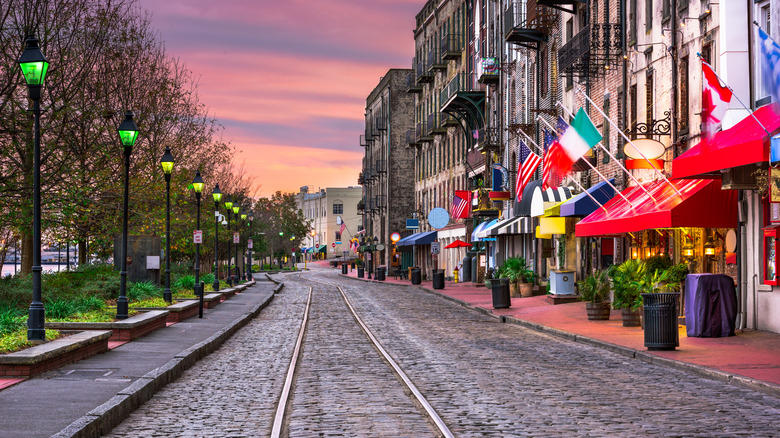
[317,244,327,253]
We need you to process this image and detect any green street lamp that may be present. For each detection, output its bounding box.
[117,110,139,320]
[211,184,222,293]
[160,147,175,303]
[192,171,205,317]
[19,35,49,341]
[246,211,254,281]
[224,196,234,286]
[233,204,240,283]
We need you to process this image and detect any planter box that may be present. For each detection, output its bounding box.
[0,330,111,377]
[177,293,223,309]
[136,300,198,324]
[45,310,169,342]
[219,288,238,299]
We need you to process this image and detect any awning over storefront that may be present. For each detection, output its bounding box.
[476,219,501,238]
[672,104,780,179]
[396,231,437,246]
[515,180,573,217]
[496,216,534,235]
[316,245,327,253]
[576,178,738,237]
[560,179,616,217]
[471,220,492,241]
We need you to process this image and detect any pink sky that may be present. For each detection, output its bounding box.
[138,0,420,197]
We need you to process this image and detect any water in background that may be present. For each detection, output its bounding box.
[2,264,72,278]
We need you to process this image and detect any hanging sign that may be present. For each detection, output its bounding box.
[428,208,450,229]
[431,242,440,254]
[406,218,419,230]
[233,232,239,244]
[248,239,253,249]
[193,230,203,244]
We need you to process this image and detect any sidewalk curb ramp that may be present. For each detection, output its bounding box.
[340,274,780,399]
[52,292,274,438]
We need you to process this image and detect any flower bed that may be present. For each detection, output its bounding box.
[45,310,169,341]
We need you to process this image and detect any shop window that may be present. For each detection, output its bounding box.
[764,227,779,285]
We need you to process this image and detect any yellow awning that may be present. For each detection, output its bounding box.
[540,217,567,235]
[542,200,570,217]
[536,225,552,239]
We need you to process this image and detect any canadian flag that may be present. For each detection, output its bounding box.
[702,61,733,142]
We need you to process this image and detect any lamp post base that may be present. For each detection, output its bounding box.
[163,289,171,303]
[27,304,45,342]
[116,297,128,320]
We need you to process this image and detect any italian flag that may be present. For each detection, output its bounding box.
[546,108,602,181]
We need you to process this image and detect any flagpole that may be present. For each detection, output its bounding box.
[534,116,636,208]
[699,53,772,137]
[573,87,683,198]
[551,104,651,202]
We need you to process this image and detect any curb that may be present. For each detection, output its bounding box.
[53,293,275,438]
[341,274,780,399]
[274,283,285,294]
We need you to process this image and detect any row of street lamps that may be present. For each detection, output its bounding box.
[19,34,255,339]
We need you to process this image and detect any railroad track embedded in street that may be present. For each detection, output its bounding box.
[270,276,453,438]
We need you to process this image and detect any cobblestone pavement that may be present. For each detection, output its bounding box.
[104,279,309,437]
[284,275,437,437]
[105,269,780,437]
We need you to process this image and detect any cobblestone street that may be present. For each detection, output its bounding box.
[105,269,780,437]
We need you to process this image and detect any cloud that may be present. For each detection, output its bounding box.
[138,0,421,194]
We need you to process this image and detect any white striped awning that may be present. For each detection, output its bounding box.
[496,216,534,235]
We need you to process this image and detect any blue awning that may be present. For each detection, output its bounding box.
[471,220,491,242]
[476,219,499,239]
[560,179,616,217]
[396,231,438,246]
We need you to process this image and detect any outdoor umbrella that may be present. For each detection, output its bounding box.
[444,239,472,249]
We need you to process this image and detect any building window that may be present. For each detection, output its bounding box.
[629,0,637,44]
[540,47,548,98]
[645,72,654,138]
[679,56,689,132]
[630,84,638,133]
[662,0,671,21]
[646,0,652,32]
[333,202,343,215]
[335,232,342,242]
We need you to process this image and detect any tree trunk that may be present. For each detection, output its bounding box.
[21,230,32,274]
[78,239,87,265]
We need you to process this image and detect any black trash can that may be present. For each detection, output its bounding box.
[376,267,386,281]
[432,269,445,289]
[341,264,348,275]
[357,267,364,278]
[642,293,680,350]
[491,278,511,309]
[410,267,422,285]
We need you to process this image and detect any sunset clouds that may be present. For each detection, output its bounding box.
[138,0,419,196]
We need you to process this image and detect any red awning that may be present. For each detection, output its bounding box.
[672,104,780,179]
[575,178,737,237]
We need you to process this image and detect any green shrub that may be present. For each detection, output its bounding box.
[645,254,673,276]
[201,273,215,285]
[45,299,78,320]
[578,270,611,303]
[128,281,162,301]
[72,295,105,313]
[0,305,25,336]
[173,275,196,291]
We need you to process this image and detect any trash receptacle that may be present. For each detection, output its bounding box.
[491,278,511,309]
[410,267,422,285]
[461,254,473,283]
[432,269,445,289]
[642,293,680,350]
[376,267,386,281]
[341,264,348,275]
[357,267,364,278]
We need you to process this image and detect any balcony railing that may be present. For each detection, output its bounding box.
[427,113,447,135]
[416,58,434,83]
[441,32,463,60]
[406,128,419,146]
[559,23,622,77]
[427,47,446,72]
[415,121,433,143]
[475,127,500,152]
[440,73,484,106]
[504,0,557,47]
[360,134,368,147]
[406,70,422,93]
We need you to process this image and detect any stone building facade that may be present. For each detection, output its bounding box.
[298,186,362,260]
[360,69,416,267]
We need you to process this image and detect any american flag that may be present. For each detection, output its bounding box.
[452,190,470,219]
[339,222,346,235]
[759,28,780,107]
[516,141,541,201]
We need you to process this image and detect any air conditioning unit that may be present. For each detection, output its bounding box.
[550,270,575,295]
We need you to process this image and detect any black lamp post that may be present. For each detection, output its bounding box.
[373,236,379,278]
[116,111,139,320]
[247,212,254,281]
[224,196,233,286]
[191,171,204,299]
[191,172,204,318]
[211,185,222,292]
[366,236,373,279]
[240,210,248,280]
[232,203,240,282]
[18,35,49,341]
[160,147,175,303]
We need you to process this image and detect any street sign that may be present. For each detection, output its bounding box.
[431,242,440,254]
[428,208,449,229]
[248,239,253,249]
[233,232,239,244]
[376,244,385,251]
[193,230,203,244]
[406,218,419,230]
[331,243,336,248]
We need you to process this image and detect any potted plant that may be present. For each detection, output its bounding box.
[578,269,611,320]
[497,257,523,297]
[610,259,647,327]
